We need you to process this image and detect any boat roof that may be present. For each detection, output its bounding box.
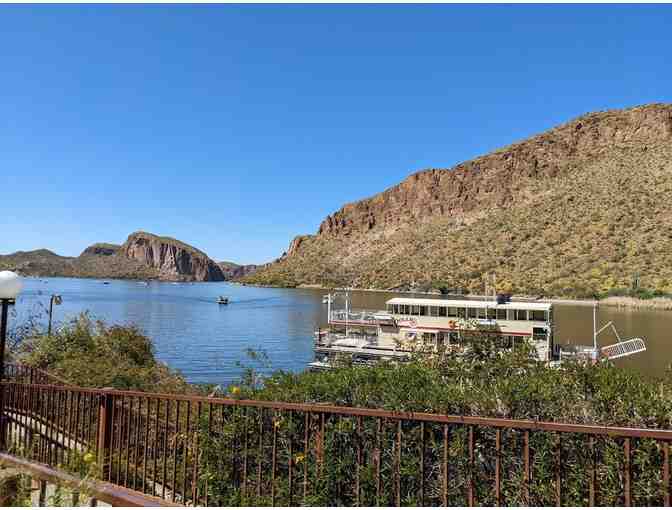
[386,297,552,311]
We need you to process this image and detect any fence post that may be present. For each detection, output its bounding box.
[97,390,114,480]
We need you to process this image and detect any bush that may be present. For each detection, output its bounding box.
[601,286,671,300]
[17,313,192,393]
[193,340,672,506]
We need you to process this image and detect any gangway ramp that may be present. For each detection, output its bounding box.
[601,337,646,360]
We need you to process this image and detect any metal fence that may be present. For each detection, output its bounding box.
[2,380,672,506]
[4,362,72,386]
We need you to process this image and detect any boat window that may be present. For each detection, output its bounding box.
[477,308,487,319]
[496,309,507,320]
[533,327,547,341]
[430,306,439,317]
[487,308,497,320]
[514,309,528,321]
[467,307,478,319]
[438,306,447,317]
[457,308,467,319]
[531,310,547,321]
[411,305,420,315]
[387,304,393,314]
[447,307,458,317]
[419,306,427,316]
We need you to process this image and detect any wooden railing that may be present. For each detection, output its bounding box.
[1,379,672,506]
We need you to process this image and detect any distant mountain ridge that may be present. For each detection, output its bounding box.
[218,261,261,279]
[1,231,248,282]
[244,103,672,297]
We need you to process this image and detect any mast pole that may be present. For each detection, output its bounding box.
[593,302,598,351]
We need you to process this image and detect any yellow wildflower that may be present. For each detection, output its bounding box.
[230,386,241,396]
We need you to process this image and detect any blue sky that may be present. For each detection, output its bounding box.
[1,5,670,264]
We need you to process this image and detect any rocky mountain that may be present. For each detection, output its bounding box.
[244,103,672,297]
[121,232,225,281]
[218,261,260,280]
[1,232,228,282]
[80,243,120,257]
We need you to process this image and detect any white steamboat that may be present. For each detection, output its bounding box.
[310,292,645,370]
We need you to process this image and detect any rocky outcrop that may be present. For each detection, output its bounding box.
[121,232,225,281]
[283,235,314,258]
[80,243,120,257]
[218,262,260,280]
[317,104,672,238]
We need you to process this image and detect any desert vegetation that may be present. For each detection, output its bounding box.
[245,105,672,300]
[192,339,672,506]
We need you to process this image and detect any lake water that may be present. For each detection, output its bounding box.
[11,277,671,385]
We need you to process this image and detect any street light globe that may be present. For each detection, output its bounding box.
[0,271,23,300]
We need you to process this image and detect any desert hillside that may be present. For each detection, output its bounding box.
[244,104,672,298]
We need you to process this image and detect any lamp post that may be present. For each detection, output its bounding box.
[48,294,62,335]
[0,271,23,450]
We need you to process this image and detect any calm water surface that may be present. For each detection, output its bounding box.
[12,277,672,385]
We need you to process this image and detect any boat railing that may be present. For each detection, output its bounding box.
[329,309,390,324]
[555,344,599,362]
[315,331,379,347]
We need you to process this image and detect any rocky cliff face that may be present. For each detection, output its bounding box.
[80,243,120,257]
[317,104,672,239]
[284,235,314,257]
[245,104,672,297]
[121,232,225,282]
[218,262,261,280]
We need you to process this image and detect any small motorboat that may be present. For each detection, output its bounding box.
[217,296,229,305]
[102,281,110,285]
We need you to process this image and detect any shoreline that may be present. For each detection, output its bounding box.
[19,274,672,310]
[295,284,598,306]
[292,283,672,309]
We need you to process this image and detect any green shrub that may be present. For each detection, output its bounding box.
[194,340,672,506]
[17,313,192,393]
